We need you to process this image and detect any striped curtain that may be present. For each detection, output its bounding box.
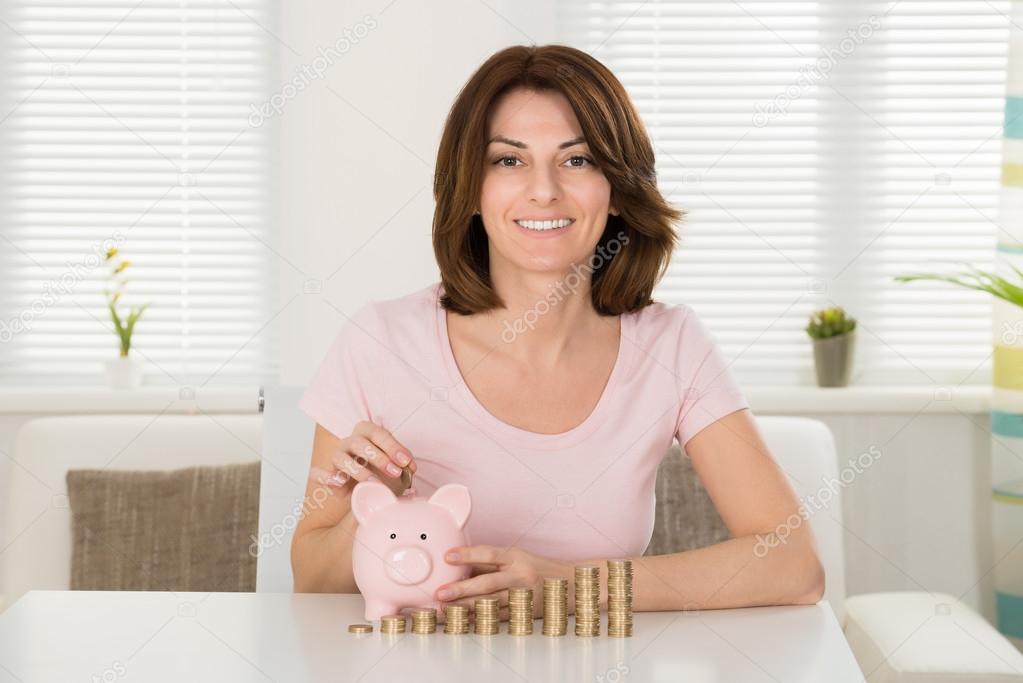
[992,7,1023,647]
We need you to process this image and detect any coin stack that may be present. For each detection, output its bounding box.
[348,623,373,634]
[507,587,534,635]
[574,564,601,636]
[474,597,500,635]
[542,577,568,636]
[410,607,437,634]
[380,614,406,634]
[443,604,469,634]
[607,558,634,637]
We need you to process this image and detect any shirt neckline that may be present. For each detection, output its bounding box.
[433,282,630,449]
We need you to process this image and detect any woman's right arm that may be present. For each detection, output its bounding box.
[291,422,416,593]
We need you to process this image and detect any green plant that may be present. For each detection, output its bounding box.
[103,247,149,357]
[894,261,1023,308]
[806,306,857,340]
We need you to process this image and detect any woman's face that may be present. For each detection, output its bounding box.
[479,87,618,276]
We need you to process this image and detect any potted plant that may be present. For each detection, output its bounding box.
[894,262,1023,306]
[806,306,857,387]
[103,247,149,389]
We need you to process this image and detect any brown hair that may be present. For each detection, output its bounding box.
[432,44,683,316]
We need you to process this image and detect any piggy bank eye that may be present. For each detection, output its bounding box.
[420,533,427,540]
[389,533,396,540]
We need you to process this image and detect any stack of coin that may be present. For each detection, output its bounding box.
[380,614,406,634]
[507,587,534,635]
[348,623,373,634]
[410,607,437,634]
[542,577,568,636]
[574,565,601,636]
[474,597,500,635]
[607,558,634,637]
[443,604,469,634]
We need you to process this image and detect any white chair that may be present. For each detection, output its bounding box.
[752,416,1023,682]
[0,412,262,611]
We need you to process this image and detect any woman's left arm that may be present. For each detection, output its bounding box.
[600,407,825,612]
[438,408,824,614]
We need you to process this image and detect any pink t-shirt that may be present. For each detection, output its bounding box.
[298,281,749,561]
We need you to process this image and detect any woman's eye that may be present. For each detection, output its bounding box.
[492,155,593,168]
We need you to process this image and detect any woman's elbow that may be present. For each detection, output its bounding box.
[791,552,826,605]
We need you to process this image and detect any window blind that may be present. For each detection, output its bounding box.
[0,0,279,386]
[557,0,1008,386]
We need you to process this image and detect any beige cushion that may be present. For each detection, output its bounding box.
[66,462,261,593]
[645,443,730,556]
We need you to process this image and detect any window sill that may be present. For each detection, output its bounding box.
[0,384,991,415]
[746,385,990,414]
[0,386,260,414]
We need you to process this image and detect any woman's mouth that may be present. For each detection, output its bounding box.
[514,218,575,237]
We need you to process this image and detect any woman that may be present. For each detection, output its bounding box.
[291,44,824,620]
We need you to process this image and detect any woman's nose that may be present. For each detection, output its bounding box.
[526,165,563,205]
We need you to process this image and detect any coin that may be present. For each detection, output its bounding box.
[607,558,634,637]
[401,464,414,491]
[348,623,373,634]
[542,577,568,637]
[508,586,534,635]
[411,606,437,634]
[474,597,500,635]
[380,614,406,634]
[443,604,470,634]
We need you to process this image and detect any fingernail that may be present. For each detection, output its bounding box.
[437,588,453,600]
[446,552,459,562]
[386,463,402,477]
[395,451,411,466]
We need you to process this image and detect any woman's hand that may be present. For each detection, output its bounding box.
[435,545,574,620]
[308,420,416,491]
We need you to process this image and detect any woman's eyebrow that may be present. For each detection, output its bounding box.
[487,135,586,149]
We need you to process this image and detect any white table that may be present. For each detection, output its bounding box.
[0,591,863,682]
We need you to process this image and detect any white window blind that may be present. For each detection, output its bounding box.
[558,0,1008,386]
[0,0,279,386]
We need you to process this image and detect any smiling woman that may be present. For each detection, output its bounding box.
[432,44,683,316]
[292,44,824,622]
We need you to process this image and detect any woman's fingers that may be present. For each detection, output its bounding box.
[330,446,382,484]
[354,421,415,472]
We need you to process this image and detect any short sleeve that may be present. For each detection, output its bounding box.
[674,305,750,448]
[298,305,376,440]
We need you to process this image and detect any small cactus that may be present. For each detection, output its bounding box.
[806,306,856,340]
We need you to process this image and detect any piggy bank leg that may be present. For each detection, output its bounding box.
[363,599,400,622]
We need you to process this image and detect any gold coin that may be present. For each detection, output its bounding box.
[348,623,373,633]
[401,465,414,491]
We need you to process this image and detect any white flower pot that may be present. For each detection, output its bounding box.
[105,356,143,389]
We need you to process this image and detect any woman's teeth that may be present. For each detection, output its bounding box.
[515,218,575,231]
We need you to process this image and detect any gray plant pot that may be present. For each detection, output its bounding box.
[812,330,856,387]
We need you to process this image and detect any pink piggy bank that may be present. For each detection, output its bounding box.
[350,481,472,621]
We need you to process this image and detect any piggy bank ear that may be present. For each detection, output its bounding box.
[427,484,471,528]
[351,481,398,526]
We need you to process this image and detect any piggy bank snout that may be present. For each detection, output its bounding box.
[385,546,434,585]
